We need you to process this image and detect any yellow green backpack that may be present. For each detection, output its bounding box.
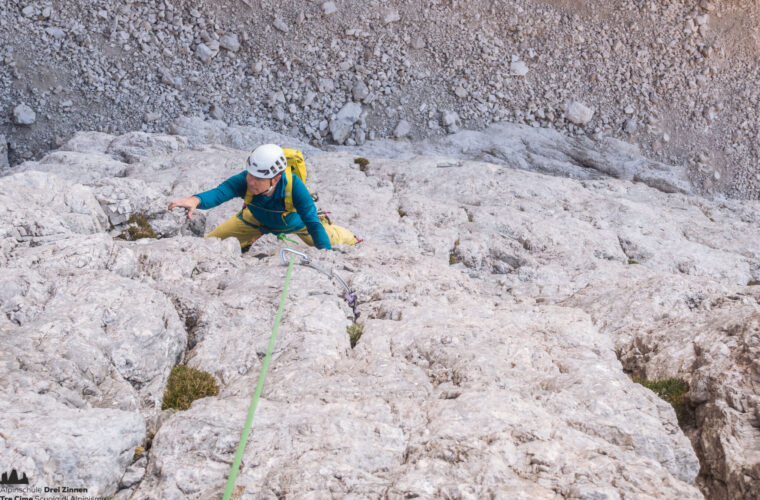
[282,148,309,212]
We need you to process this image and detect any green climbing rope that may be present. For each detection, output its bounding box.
[222,253,295,500]
[277,232,299,245]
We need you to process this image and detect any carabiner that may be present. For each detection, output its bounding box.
[280,247,309,265]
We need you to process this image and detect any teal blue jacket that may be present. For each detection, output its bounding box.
[194,171,331,249]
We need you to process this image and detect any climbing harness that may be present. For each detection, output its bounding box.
[222,252,295,500]
[279,247,359,320]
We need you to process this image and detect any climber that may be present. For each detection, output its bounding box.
[167,144,357,251]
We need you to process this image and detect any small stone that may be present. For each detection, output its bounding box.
[219,34,240,52]
[566,101,594,125]
[41,7,52,18]
[143,112,161,123]
[383,11,401,25]
[441,110,459,127]
[696,14,710,25]
[209,104,224,121]
[411,36,426,49]
[195,42,218,63]
[623,118,638,133]
[713,170,721,180]
[321,2,338,16]
[302,91,316,107]
[13,104,36,125]
[22,6,35,17]
[394,119,411,138]
[318,78,335,92]
[624,105,635,114]
[510,61,529,76]
[329,102,363,143]
[45,27,66,40]
[454,86,468,98]
[352,80,369,102]
[273,18,289,33]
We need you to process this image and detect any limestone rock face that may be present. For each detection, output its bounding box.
[2,124,759,498]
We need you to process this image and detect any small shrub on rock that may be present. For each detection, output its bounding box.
[120,214,157,240]
[162,365,219,411]
[354,157,369,171]
[635,377,693,428]
[347,323,364,348]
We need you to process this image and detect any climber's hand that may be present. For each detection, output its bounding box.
[168,196,201,219]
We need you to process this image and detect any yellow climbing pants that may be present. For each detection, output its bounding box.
[206,212,357,248]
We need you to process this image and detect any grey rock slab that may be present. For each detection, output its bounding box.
[7,127,760,498]
[59,131,117,153]
[564,274,760,498]
[169,116,318,155]
[0,394,145,495]
[341,122,692,195]
[0,171,108,248]
[3,151,128,184]
[105,132,188,163]
[1,269,186,413]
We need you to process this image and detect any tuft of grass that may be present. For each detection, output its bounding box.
[133,446,145,460]
[354,157,370,172]
[162,365,219,411]
[449,238,461,265]
[748,280,760,286]
[121,214,157,240]
[627,259,639,265]
[398,208,407,217]
[347,323,364,348]
[634,377,693,428]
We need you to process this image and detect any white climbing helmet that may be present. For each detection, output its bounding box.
[246,144,287,179]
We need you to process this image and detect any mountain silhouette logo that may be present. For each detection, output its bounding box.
[0,469,29,485]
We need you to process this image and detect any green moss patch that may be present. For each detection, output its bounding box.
[120,214,157,240]
[354,157,370,172]
[347,323,364,348]
[635,377,693,428]
[627,259,639,265]
[162,365,219,411]
[748,280,760,286]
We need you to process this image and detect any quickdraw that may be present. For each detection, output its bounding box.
[280,247,360,320]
